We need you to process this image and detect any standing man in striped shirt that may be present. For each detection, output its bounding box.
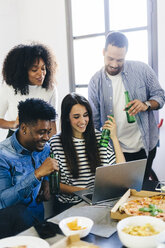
[88,31,165,181]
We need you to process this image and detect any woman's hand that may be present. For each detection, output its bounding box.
[0,116,19,129]
[13,116,19,129]
[102,115,117,140]
[103,115,125,164]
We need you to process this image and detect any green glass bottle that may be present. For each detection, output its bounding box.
[49,153,60,195]
[100,115,113,147]
[124,91,136,123]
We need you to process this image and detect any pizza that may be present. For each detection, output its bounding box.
[66,235,99,248]
[7,246,27,248]
[119,194,165,220]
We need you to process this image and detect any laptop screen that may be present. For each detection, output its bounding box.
[74,159,147,205]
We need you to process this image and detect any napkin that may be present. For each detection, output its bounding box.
[49,202,118,238]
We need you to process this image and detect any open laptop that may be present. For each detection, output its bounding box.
[74,159,147,205]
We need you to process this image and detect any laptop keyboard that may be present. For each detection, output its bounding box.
[84,193,93,201]
[95,198,119,207]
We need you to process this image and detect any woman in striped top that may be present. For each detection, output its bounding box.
[50,93,125,206]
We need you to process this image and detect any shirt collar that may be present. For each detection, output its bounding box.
[11,130,31,155]
[102,67,109,80]
[122,62,128,75]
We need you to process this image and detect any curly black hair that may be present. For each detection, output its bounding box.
[2,43,57,95]
[18,98,56,125]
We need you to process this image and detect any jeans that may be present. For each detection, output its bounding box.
[123,147,157,181]
[0,203,44,238]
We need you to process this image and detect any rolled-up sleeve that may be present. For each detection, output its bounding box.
[146,65,165,108]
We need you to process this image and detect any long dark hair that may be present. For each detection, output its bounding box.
[2,43,57,95]
[60,93,101,178]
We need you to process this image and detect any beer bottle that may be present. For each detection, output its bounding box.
[124,91,136,123]
[49,153,60,195]
[100,115,113,148]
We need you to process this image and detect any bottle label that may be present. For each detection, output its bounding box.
[100,141,109,147]
[100,130,110,146]
[99,115,113,148]
[124,91,136,123]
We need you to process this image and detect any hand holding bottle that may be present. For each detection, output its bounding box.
[103,115,117,140]
[35,156,59,180]
[49,153,60,195]
[101,115,125,163]
[125,99,149,116]
[100,115,112,147]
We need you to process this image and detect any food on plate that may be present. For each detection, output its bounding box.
[161,186,165,193]
[122,223,159,236]
[119,194,165,220]
[5,246,27,248]
[67,219,87,231]
[66,235,100,248]
[139,204,163,216]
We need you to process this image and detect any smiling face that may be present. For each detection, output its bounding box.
[103,44,127,76]
[28,58,46,86]
[20,119,52,152]
[69,104,89,139]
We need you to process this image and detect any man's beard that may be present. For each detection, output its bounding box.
[105,65,123,76]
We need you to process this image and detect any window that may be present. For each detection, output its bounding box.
[66,0,157,98]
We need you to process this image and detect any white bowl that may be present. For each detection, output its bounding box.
[59,216,93,238]
[117,216,165,248]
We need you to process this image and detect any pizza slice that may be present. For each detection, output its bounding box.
[119,194,165,220]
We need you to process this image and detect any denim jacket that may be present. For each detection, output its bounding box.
[0,130,50,209]
[88,61,165,154]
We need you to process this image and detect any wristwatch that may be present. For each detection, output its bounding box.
[144,101,151,110]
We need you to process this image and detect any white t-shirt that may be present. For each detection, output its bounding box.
[107,73,144,153]
[0,82,58,129]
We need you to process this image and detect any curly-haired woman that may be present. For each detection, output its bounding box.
[0,43,58,137]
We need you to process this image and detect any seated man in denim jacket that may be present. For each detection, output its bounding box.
[0,98,58,237]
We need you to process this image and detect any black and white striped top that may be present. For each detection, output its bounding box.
[50,130,116,203]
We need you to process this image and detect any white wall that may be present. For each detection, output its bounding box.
[0,0,20,140]
[152,0,165,180]
[0,0,20,75]
[0,0,70,140]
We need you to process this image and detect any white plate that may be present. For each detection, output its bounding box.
[0,235,49,248]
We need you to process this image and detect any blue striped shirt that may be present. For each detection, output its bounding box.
[88,61,165,154]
